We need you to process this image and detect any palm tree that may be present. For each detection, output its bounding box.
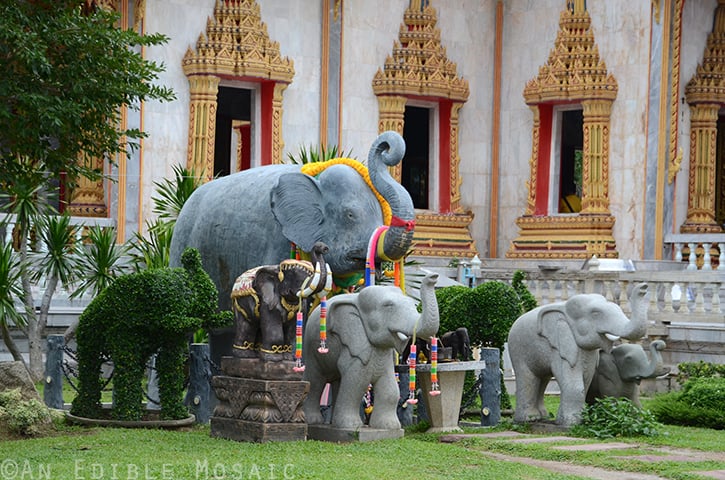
[128,164,203,270]
[0,240,28,364]
[64,225,129,342]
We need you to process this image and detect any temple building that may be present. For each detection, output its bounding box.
[73,0,723,266]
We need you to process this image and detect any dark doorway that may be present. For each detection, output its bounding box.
[715,114,725,227]
[215,87,252,177]
[402,106,430,209]
[558,109,584,213]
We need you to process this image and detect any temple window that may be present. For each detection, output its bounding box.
[372,1,476,259]
[183,0,294,181]
[507,1,619,259]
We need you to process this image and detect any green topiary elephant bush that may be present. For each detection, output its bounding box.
[71,248,232,421]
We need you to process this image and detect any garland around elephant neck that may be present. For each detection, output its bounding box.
[300,158,393,225]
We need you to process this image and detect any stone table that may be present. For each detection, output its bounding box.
[410,360,487,433]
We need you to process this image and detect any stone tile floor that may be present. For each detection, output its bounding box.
[440,432,725,479]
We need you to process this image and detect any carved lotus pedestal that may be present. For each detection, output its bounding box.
[210,357,309,443]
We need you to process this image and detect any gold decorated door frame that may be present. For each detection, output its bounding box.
[373,0,475,258]
[182,0,294,181]
[681,0,725,234]
[507,1,619,259]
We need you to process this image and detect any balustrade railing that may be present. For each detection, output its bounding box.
[468,266,725,333]
[665,233,725,270]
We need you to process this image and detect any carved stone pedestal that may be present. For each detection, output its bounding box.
[210,357,309,443]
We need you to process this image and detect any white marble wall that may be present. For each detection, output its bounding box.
[142,0,216,224]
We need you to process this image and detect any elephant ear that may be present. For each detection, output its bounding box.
[326,298,372,365]
[537,306,579,368]
[271,173,325,252]
[253,266,283,310]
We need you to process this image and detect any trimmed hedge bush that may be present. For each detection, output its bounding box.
[71,248,232,421]
[436,271,537,410]
[650,376,725,429]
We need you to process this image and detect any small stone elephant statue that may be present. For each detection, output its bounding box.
[231,242,331,362]
[587,340,670,407]
[440,327,472,361]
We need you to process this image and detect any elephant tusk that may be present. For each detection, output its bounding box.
[301,266,321,297]
[605,333,620,342]
[396,332,409,343]
[323,264,333,292]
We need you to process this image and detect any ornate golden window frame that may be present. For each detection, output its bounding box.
[373,0,475,258]
[680,0,725,233]
[182,0,294,181]
[507,1,619,259]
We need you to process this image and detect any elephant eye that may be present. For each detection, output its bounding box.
[382,300,394,308]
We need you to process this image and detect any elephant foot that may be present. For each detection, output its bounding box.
[332,411,364,430]
[369,415,401,430]
[259,352,283,362]
[232,342,258,359]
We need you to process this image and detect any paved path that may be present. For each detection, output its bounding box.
[440,432,725,479]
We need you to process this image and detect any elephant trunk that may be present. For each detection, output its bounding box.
[640,340,669,379]
[415,273,440,339]
[367,131,416,262]
[625,283,649,340]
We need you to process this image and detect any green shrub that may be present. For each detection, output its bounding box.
[436,275,535,411]
[0,389,52,436]
[676,361,725,384]
[72,248,232,421]
[571,397,661,438]
[650,377,725,429]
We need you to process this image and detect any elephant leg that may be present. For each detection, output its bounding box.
[556,374,587,426]
[368,372,402,430]
[259,308,286,362]
[232,306,260,359]
[331,365,367,429]
[112,351,146,421]
[303,368,326,425]
[513,362,547,423]
[72,346,105,418]
[156,342,188,420]
[283,315,296,361]
[536,376,550,419]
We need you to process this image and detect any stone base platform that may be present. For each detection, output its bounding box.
[211,417,307,443]
[210,357,309,443]
[306,424,404,443]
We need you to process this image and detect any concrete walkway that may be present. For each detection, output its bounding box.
[440,432,725,479]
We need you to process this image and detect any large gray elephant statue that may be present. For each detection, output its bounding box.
[587,339,669,407]
[508,284,649,426]
[302,273,440,430]
[169,131,415,361]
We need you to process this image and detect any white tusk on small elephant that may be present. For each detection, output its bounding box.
[396,332,409,343]
[301,264,322,297]
[605,333,621,342]
[323,263,333,292]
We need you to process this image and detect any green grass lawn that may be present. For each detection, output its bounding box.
[1,394,724,480]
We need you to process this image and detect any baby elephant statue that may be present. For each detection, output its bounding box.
[587,340,670,407]
[303,273,440,430]
[231,242,331,362]
[71,248,232,421]
[441,327,472,360]
[508,283,649,427]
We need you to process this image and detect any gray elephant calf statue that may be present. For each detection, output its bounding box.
[231,242,331,362]
[303,273,440,430]
[508,284,649,426]
[587,340,669,407]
